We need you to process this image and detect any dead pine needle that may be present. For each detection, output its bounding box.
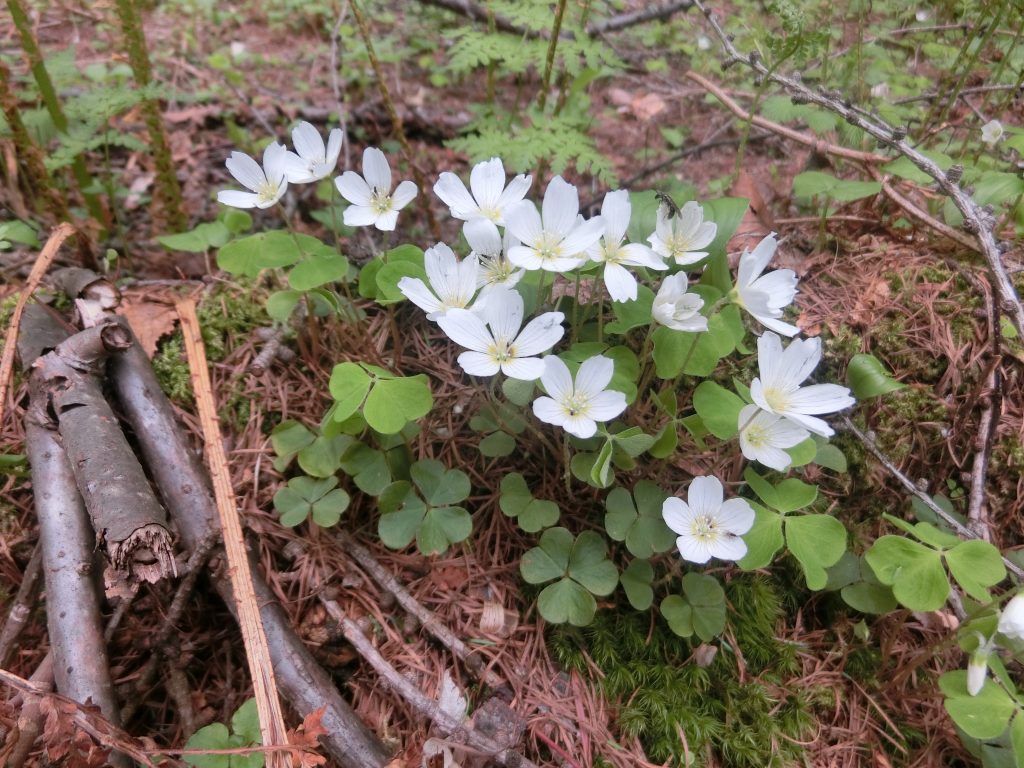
[176,298,291,768]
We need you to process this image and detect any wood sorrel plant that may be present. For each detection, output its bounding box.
[194,121,1019,745]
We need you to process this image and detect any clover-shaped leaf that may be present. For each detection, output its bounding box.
[499,473,559,533]
[785,514,846,590]
[620,559,654,610]
[339,442,392,496]
[604,481,674,558]
[940,670,1016,740]
[865,535,949,611]
[378,461,472,555]
[270,420,316,472]
[521,528,617,626]
[692,381,745,440]
[479,431,516,457]
[273,476,349,528]
[660,573,727,641]
[185,698,264,768]
[329,363,433,434]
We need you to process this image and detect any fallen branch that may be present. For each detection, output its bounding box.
[0,222,74,425]
[337,530,508,691]
[29,320,176,583]
[692,0,1024,339]
[589,0,693,34]
[17,305,129,767]
[105,317,390,768]
[177,298,289,768]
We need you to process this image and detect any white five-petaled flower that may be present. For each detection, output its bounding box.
[397,243,480,321]
[981,119,1004,147]
[967,634,995,696]
[737,404,809,471]
[648,202,717,266]
[532,355,627,439]
[217,142,289,209]
[750,332,856,438]
[437,288,564,380]
[733,232,801,337]
[335,147,418,231]
[662,475,754,564]
[434,157,532,225]
[998,594,1024,641]
[284,121,343,183]
[505,176,604,272]
[652,273,708,332]
[464,218,524,290]
[587,190,667,302]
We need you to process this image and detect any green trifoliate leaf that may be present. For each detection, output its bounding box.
[502,377,535,406]
[288,251,350,290]
[660,595,694,638]
[329,363,373,422]
[605,286,655,334]
[743,468,817,513]
[785,514,847,590]
[184,722,232,768]
[521,527,574,584]
[499,474,558,533]
[620,559,654,610]
[945,540,1006,601]
[865,536,949,611]
[378,494,428,549]
[811,436,848,473]
[604,481,674,558]
[417,506,472,555]
[270,420,316,471]
[297,434,351,478]
[216,231,312,276]
[159,221,230,252]
[737,502,784,570]
[693,381,745,440]
[682,572,727,641]
[265,290,302,322]
[537,579,597,626]
[479,431,516,457]
[363,374,433,434]
[567,531,618,596]
[940,670,1016,740]
[339,443,391,496]
[376,261,428,304]
[411,459,470,506]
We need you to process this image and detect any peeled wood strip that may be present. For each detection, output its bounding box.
[106,314,389,768]
[177,298,290,768]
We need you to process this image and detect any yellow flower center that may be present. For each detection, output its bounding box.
[689,514,719,543]
[761,385,789,413]
[535,232,564,263]
[370,189,393,215]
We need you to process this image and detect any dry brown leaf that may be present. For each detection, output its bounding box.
[630,93,667,121]
[118,300,178,358]
[726,170,776,262]
[849,277,891,328]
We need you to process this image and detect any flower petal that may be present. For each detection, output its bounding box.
[586,389,627,422]
[397,276,442,315]
[325,128,344,166]
[291,121,325,161]
[558,217,605,260]
[495,173,532,215]
[336,172,372,206]
[717,498,755,535]
[686,476,723,518]
[502,356,545,381]
[374,209,399,231]
[513,311,565,356]
[737,233,778,288]
[787,383,856,415]
[469,157,505,209]
[709,534,747,562]
[505,201,543,248]
[676,534,712,564]
[217,189,260,208]
[391,180,418,210]
[604,262,637,303]
[542,176,579,236]
[464,217,503,256]
[532,395,566,427]
[437,308,493,352]
[662,497,695,535]
[574,355,615,398]
[434,172,477,218]
[225,151,265,192]
[562,414,598,439]
[363,147,392,191]
[539,355,573,401]
[600,189,631,243]
[343,204,379,227]
[458,350,500,377]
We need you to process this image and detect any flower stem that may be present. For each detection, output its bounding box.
[562,433,572,494]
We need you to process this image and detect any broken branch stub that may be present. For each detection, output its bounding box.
[29,320,176,584]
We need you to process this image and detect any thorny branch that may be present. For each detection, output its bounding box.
[692,0,1024,341]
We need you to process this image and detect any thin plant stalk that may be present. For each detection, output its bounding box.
[348,0,440,240]
[113,0,187,231]
[7,0,109,227]
[537,0,569,112]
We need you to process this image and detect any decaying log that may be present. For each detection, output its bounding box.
[106,318,391,768]
[28,320,176,584]
[17,305,130,768]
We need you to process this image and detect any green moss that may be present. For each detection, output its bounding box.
[549,575,822,766]
[151,286,267,404]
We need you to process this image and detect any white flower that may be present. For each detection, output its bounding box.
[648,202,716,266]
[434,157,532,225]
[981,119,1004,147]
[284,121,343,183]
[532,355,627,439]
[217,142,289,209]
[737,404,809,471]
[652,273,707,332]
[464,218,524,290]
[697,35,711,51]
[915,8,930,22]
[734,232,801,337]
[335,147,418,231]
[587,190,666,302]
[437,288,563,380]
[397,243,480,320]
[750,332,856,438]
[662,475,754,564]
[506,176,604,272]
[967,635,995,696]
[998,594,1024,640]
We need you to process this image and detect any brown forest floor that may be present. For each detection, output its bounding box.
[2,2,1024,767]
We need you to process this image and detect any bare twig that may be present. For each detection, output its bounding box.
[0,544,42,668]
[589,0,693,34]
[967,362,1001,542]
[323,598,540,768]
[177,299,290,768]
[841,417,1023,580]
[336,530,507,691]
[692,0,1024,339]
[871,170,980,251]
[0,222,74,426]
